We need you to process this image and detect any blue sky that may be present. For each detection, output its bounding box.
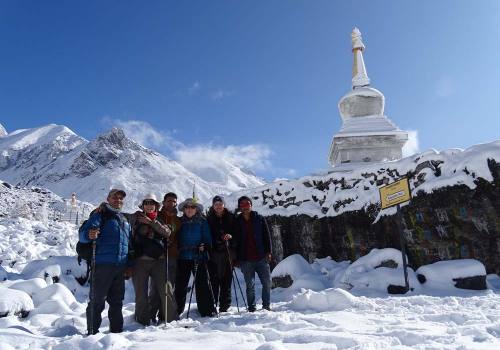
[1,1,499,180]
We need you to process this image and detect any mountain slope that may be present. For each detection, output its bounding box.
[0,124,265,209]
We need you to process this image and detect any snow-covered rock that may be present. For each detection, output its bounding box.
[8,278,47,297]
[272,254,313,279]
[32,283,77,308]
[290,288,357,312]
[346,248,405,272]
[339,248,420,293]
[22,256,87,284]
[0,218,81,273]
[416,259,487,290]
[30,299,75,316]
[0,181,94,220]
[0,288,34,317]
[271,254,318,289]
[344,266,421,293]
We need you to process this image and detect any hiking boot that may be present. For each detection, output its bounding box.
[262,305,271,311]
[219,306,229,313]
[248,306,256,312]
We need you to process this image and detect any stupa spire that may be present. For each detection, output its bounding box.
[351,27,370,88]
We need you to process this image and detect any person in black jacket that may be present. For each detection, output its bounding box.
[234,196,272,312]
[206,195,235,313]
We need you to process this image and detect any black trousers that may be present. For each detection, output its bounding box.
[86,264,126,334]
[208,251,233,311]
[175,259,216,317]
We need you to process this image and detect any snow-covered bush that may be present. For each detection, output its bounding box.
[34,202,49,224]
[9,198,32,219]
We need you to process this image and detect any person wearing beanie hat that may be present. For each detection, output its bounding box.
[175,197,216,318]
[234,196,272,312]
[237,195,252,207]
[212,195,225,205]
[206,195,235,313]
[130,193,174,326]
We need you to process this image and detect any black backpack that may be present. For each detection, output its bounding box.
[76,210,108,265]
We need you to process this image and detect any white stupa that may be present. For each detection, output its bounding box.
[328,28,408,167]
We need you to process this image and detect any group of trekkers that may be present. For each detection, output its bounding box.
[78,189,272,335]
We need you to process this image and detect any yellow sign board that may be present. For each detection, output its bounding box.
[379,178,411,209]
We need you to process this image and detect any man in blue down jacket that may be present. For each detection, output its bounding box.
[79,189,131,335]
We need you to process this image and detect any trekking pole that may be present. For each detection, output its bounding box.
[224,241,239,313]
[224,241,247,310]
[204,251,219,318]
[186,258,199,319]
[89,240,97,335]
[164,243,169,326]
[232,273,240,313]
[233,267,248,310]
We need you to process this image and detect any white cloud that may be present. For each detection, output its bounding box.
[174,144,272,172]
[102,117,273,176]
[211,89,234,101]
[402,130,420,157]
[434,76,455,98]
[188,81,201,95]
[102,117,182,150]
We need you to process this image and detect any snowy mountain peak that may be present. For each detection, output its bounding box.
[94,127,129,149]
[0,123,7,137]
[0,123,266,209]
[0,124,86,181]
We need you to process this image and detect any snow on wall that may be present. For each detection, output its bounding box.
[227,141,500,219]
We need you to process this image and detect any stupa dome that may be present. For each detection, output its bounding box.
[338,86,385,120]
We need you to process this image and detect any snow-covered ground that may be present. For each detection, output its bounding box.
[0,216,499,349]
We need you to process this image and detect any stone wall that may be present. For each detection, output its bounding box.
[266,160,500,275]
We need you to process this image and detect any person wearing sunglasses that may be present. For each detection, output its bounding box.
[175,198,216,317]
[234,196,272,312]
[130,193,172,326]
